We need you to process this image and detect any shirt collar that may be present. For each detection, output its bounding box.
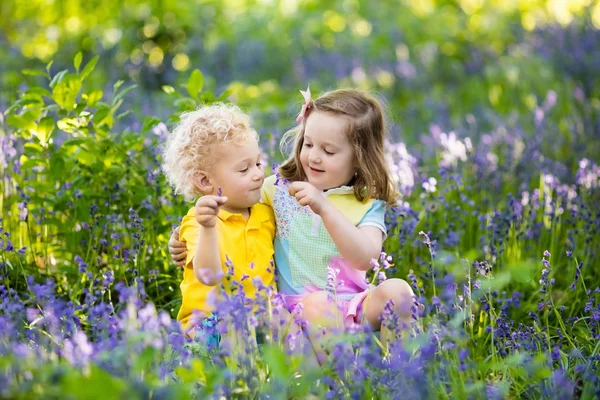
[323,185,354,196]
[218,204,270,223]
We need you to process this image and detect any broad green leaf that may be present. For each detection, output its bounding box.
[36,116,55,145]
[477,271,511,292]
[24,143,44,153]
[6,114,36,131]
[174,98,196,111]
[49,153,66,179]
[187,69,204,98]
[80,55,99,81]
[74,52,83,72]
[52,74,82,110]
[75,148,97,166]
[508,260,537,283]
[86,89,103,106]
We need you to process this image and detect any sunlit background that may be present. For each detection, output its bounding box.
[2,0,599,156]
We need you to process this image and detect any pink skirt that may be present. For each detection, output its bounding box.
[282,257,373,329]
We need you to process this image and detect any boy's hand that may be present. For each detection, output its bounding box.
[169,226,187,267]
[288,182,327,215]
[195,195,228,227]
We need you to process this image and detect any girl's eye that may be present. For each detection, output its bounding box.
[324,150,334,155]
[240,168,248,173]
[256,162,263,168]
[304,143,313,148]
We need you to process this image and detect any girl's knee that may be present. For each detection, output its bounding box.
[377,279,414,302]
[299,291,336,325]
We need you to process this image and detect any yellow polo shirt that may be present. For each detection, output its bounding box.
[177,203,276,326]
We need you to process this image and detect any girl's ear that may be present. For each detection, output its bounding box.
[193,171,214,195]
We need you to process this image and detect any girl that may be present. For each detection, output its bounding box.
[170,88,416,348]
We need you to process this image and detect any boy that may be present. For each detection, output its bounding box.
[161,104,276,333]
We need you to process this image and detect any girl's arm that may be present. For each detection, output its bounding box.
[192,195,227,285]
[289,182,383,271]
[319,202,383,271]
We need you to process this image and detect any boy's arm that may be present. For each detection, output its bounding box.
[192,195,228,285]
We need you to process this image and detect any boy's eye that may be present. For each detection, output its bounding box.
[256,162,263,168]
[304,143,313,148]
[324,150,334,155]
[240,168,248,173]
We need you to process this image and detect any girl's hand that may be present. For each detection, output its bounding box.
[288,182,327,215]
[195,195,228,227]
[168,226,188,267]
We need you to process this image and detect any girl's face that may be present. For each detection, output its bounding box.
[300,111,356,191]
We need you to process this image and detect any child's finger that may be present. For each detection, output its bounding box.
[215,196,228,205]
[196,206,219,215]
[288,181,306,196]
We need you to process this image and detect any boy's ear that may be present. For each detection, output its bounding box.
[193,171,214,195]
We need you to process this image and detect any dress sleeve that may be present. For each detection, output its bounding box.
[357,200,387,239]
[260,174,277,207]
[179,207,200,268]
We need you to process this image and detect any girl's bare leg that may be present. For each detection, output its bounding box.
[298,291,342,365]
[361,278,416,343]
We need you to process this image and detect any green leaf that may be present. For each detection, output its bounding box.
[113,80,124,92]
[36,116,55,145]
[49,153,66,179]
[262,345,290,381]
[75,148,97,166]
[162,85,175,94]
[80,55,99,81]
[477,271,511,292]
[49,69,68,89]
[216,88,233,101]
[141,116,162,133]
[174,98,197,111]
[24,142,44,153]
[46,60,54,75]
[113,84,136,105]
[86,89,103,106]
[187,69,204,98]
[6,114,36,131]
[23,69,49,78]
[74,52,83,72]
[508,260,537,283]
[52,74,82,110]
[61,365,127,399]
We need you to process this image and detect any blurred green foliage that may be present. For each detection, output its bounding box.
[2,0,600,153]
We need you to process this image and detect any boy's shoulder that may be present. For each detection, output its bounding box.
[250,202,276,226]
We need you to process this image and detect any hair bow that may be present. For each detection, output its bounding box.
[295,85,312,124]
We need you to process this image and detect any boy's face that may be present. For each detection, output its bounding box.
[208,139,264,214]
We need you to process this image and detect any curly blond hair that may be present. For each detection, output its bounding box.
[162,103,258,201]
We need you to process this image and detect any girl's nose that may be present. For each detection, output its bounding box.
[309,150,321,163]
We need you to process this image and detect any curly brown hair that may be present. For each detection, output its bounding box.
[279,88,398,205]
